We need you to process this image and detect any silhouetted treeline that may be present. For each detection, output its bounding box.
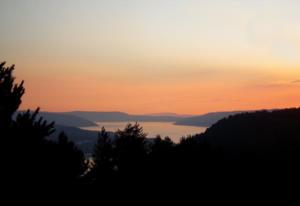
[83,124,219,187]
[2,61,300,187]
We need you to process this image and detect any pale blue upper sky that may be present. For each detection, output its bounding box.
[1,0,300,67]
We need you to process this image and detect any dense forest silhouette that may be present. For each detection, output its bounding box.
[2,61,300,187]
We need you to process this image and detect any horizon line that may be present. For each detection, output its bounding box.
[17,106,300,116]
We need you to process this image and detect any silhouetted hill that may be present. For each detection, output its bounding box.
[17,111,97,127]
[175,111,246,127]
[38,112,97,127]
[197,108,300,161]
[51,125,114,155]
[66,111,182,122]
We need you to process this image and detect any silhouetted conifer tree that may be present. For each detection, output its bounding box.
[90,127,116,184]
[0,62,24,129]
[1,62,86,185]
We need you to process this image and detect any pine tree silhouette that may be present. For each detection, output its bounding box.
[0,62,24,129]
[1,62,86,185]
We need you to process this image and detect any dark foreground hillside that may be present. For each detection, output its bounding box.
[197,108,300,162]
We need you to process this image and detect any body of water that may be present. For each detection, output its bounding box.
[81,121,207,143]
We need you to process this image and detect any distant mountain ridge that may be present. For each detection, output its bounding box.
[40,112,98,127]
[145,113,194,118]
[174,111,248,127]
[17,110,254,128]
[65,111,182,122]
[16,111,97,127]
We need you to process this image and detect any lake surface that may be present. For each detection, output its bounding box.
[81,121,207,143]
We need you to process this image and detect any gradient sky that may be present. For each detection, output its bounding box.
[1,0,300,114]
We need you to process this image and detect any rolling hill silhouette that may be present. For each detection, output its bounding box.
[196,108,300,162]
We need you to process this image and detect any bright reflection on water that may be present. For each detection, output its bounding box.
[81,121,207,143]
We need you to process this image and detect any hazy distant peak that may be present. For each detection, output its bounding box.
[145,113,194,118]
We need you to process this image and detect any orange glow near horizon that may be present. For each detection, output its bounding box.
[15,61,300,115]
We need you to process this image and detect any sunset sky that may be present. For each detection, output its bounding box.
[1,0,300,114]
